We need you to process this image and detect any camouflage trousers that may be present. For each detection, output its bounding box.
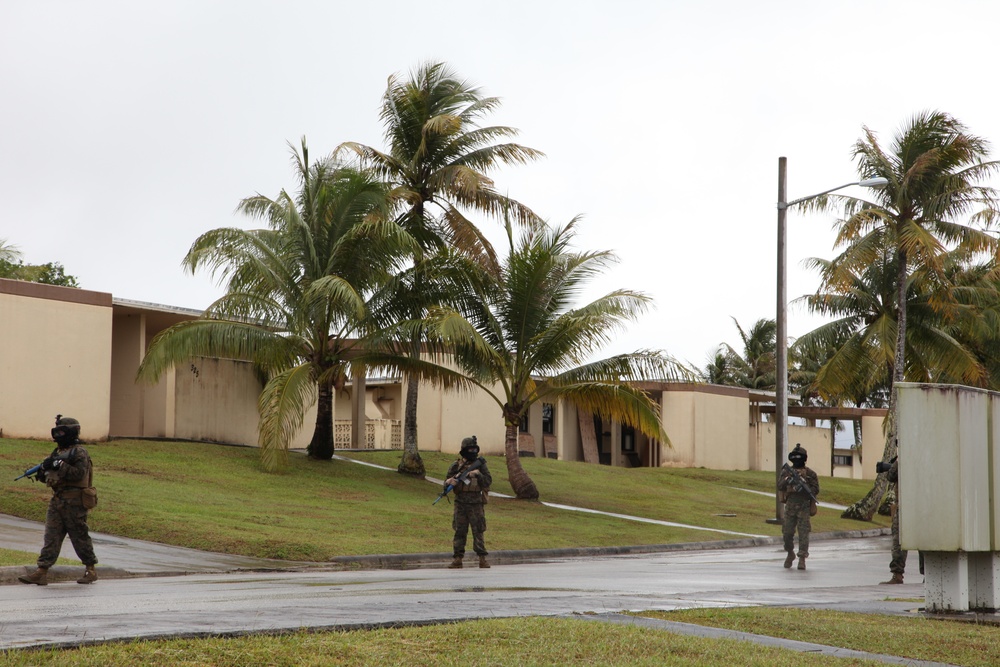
[38,494,97,569]
[888,503,906,574]
[452,502,487,558]
[782,496,812,558]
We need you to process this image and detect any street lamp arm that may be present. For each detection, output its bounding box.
[779,177,888,209]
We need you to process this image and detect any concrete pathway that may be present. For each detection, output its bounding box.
[0,536,940,661]
[0,513,320,583]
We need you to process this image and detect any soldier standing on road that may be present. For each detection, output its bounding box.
[881,456,906,584]
[19,415,99,586]
[880,455,922,584]
[778,444,820,571]
[446,436,492,569]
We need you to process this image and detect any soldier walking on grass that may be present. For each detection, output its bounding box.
[778,444,820,571]
[445,436,492,569]
[19,415,99,586]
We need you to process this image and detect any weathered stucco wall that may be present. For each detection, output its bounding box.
[660,384,750,470]
[0,280,112,440]
[173,356,263,446]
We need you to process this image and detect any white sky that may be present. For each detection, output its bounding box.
[3,0,998,369]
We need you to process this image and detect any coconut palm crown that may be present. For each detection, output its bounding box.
[137,139,415,470]
[415,216,695,499]
[337,61,544,478]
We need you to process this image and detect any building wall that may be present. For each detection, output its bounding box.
[0,280,113,440]
[110,312,145,436]
[401,361,508,456]
[1,281,882,482]
[660,384,750,470]
[859,413,888,480]
[173,356,263,446]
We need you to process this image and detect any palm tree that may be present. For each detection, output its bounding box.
[0,239,22,264]
[813,111,1000,519]
[137,139,414,470]
[704,318,776,390]
[798,247,988,403]
[416,217,695,499]
[337,62,544,478]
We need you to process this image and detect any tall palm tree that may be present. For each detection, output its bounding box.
[338,62,544,478]
[813,111,1000,519]
[799,246,988,403]
[137,139,415,470]
[416,217,695,499]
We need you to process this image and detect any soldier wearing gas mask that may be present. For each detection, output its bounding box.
[18,415,98,586]
[778,444,820,570]
[445,436,492,569]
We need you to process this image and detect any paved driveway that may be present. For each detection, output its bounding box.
[0,536,921,651]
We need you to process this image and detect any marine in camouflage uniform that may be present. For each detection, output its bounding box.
[446,436,492,569]
[881,457,921,584]
[18,416,98,586]
[778,444,820,571]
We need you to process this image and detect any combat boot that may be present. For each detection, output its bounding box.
[77,566,98,584]
[479,555,490,569]
[797,557,806,570]
[881,573,904,585]
[448,556,463,569]
[18,567,48,586]
[783,552,795,569]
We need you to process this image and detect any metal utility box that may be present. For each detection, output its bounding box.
[897,383,1000,612]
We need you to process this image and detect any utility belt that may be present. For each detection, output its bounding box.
[54,487,84,498]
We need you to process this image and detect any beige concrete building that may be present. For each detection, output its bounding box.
[0,278,887,479]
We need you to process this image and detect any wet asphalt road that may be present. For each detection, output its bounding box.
[0,536,924,651]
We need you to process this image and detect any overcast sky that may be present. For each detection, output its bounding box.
[3,0,998,368]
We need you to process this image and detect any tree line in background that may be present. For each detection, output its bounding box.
[705,111,1000,520]
[0,240,79,287]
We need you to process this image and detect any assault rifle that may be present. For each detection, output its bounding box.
[14,463,44,482]
[15,450,77,482]
[433,458,484,505]
[781,463,818,504]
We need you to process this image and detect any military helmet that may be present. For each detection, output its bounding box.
[788,444,808,465]
[460,435,480,460]
[51,414,81,444]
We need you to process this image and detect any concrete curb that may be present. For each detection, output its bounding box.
[325,527,891,570]
[0,527,891,584]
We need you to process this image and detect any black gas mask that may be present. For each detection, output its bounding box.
[460,436,480,462]
[788,444,807,469]
[51,415,81,448]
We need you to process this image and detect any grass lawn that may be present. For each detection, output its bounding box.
[644,607,1000,667]
[3,437,980,666]
[0,548,77,567]
[1,438,888,561]
[3,610,996,666]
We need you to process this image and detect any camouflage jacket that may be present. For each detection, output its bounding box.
[41,444,92,492]
[445,457,492,504]
[778,465,819,500]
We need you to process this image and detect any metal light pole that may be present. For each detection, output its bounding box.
[769,157,887,524]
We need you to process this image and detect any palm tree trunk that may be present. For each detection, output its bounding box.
[397,372,425,477]
[504,420,538,500]
[397,332,426,477]
[307,379,335,460]
[842,248,907,521]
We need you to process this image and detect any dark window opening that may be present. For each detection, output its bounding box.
[542,403,554,435]
[622,425,635,452]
